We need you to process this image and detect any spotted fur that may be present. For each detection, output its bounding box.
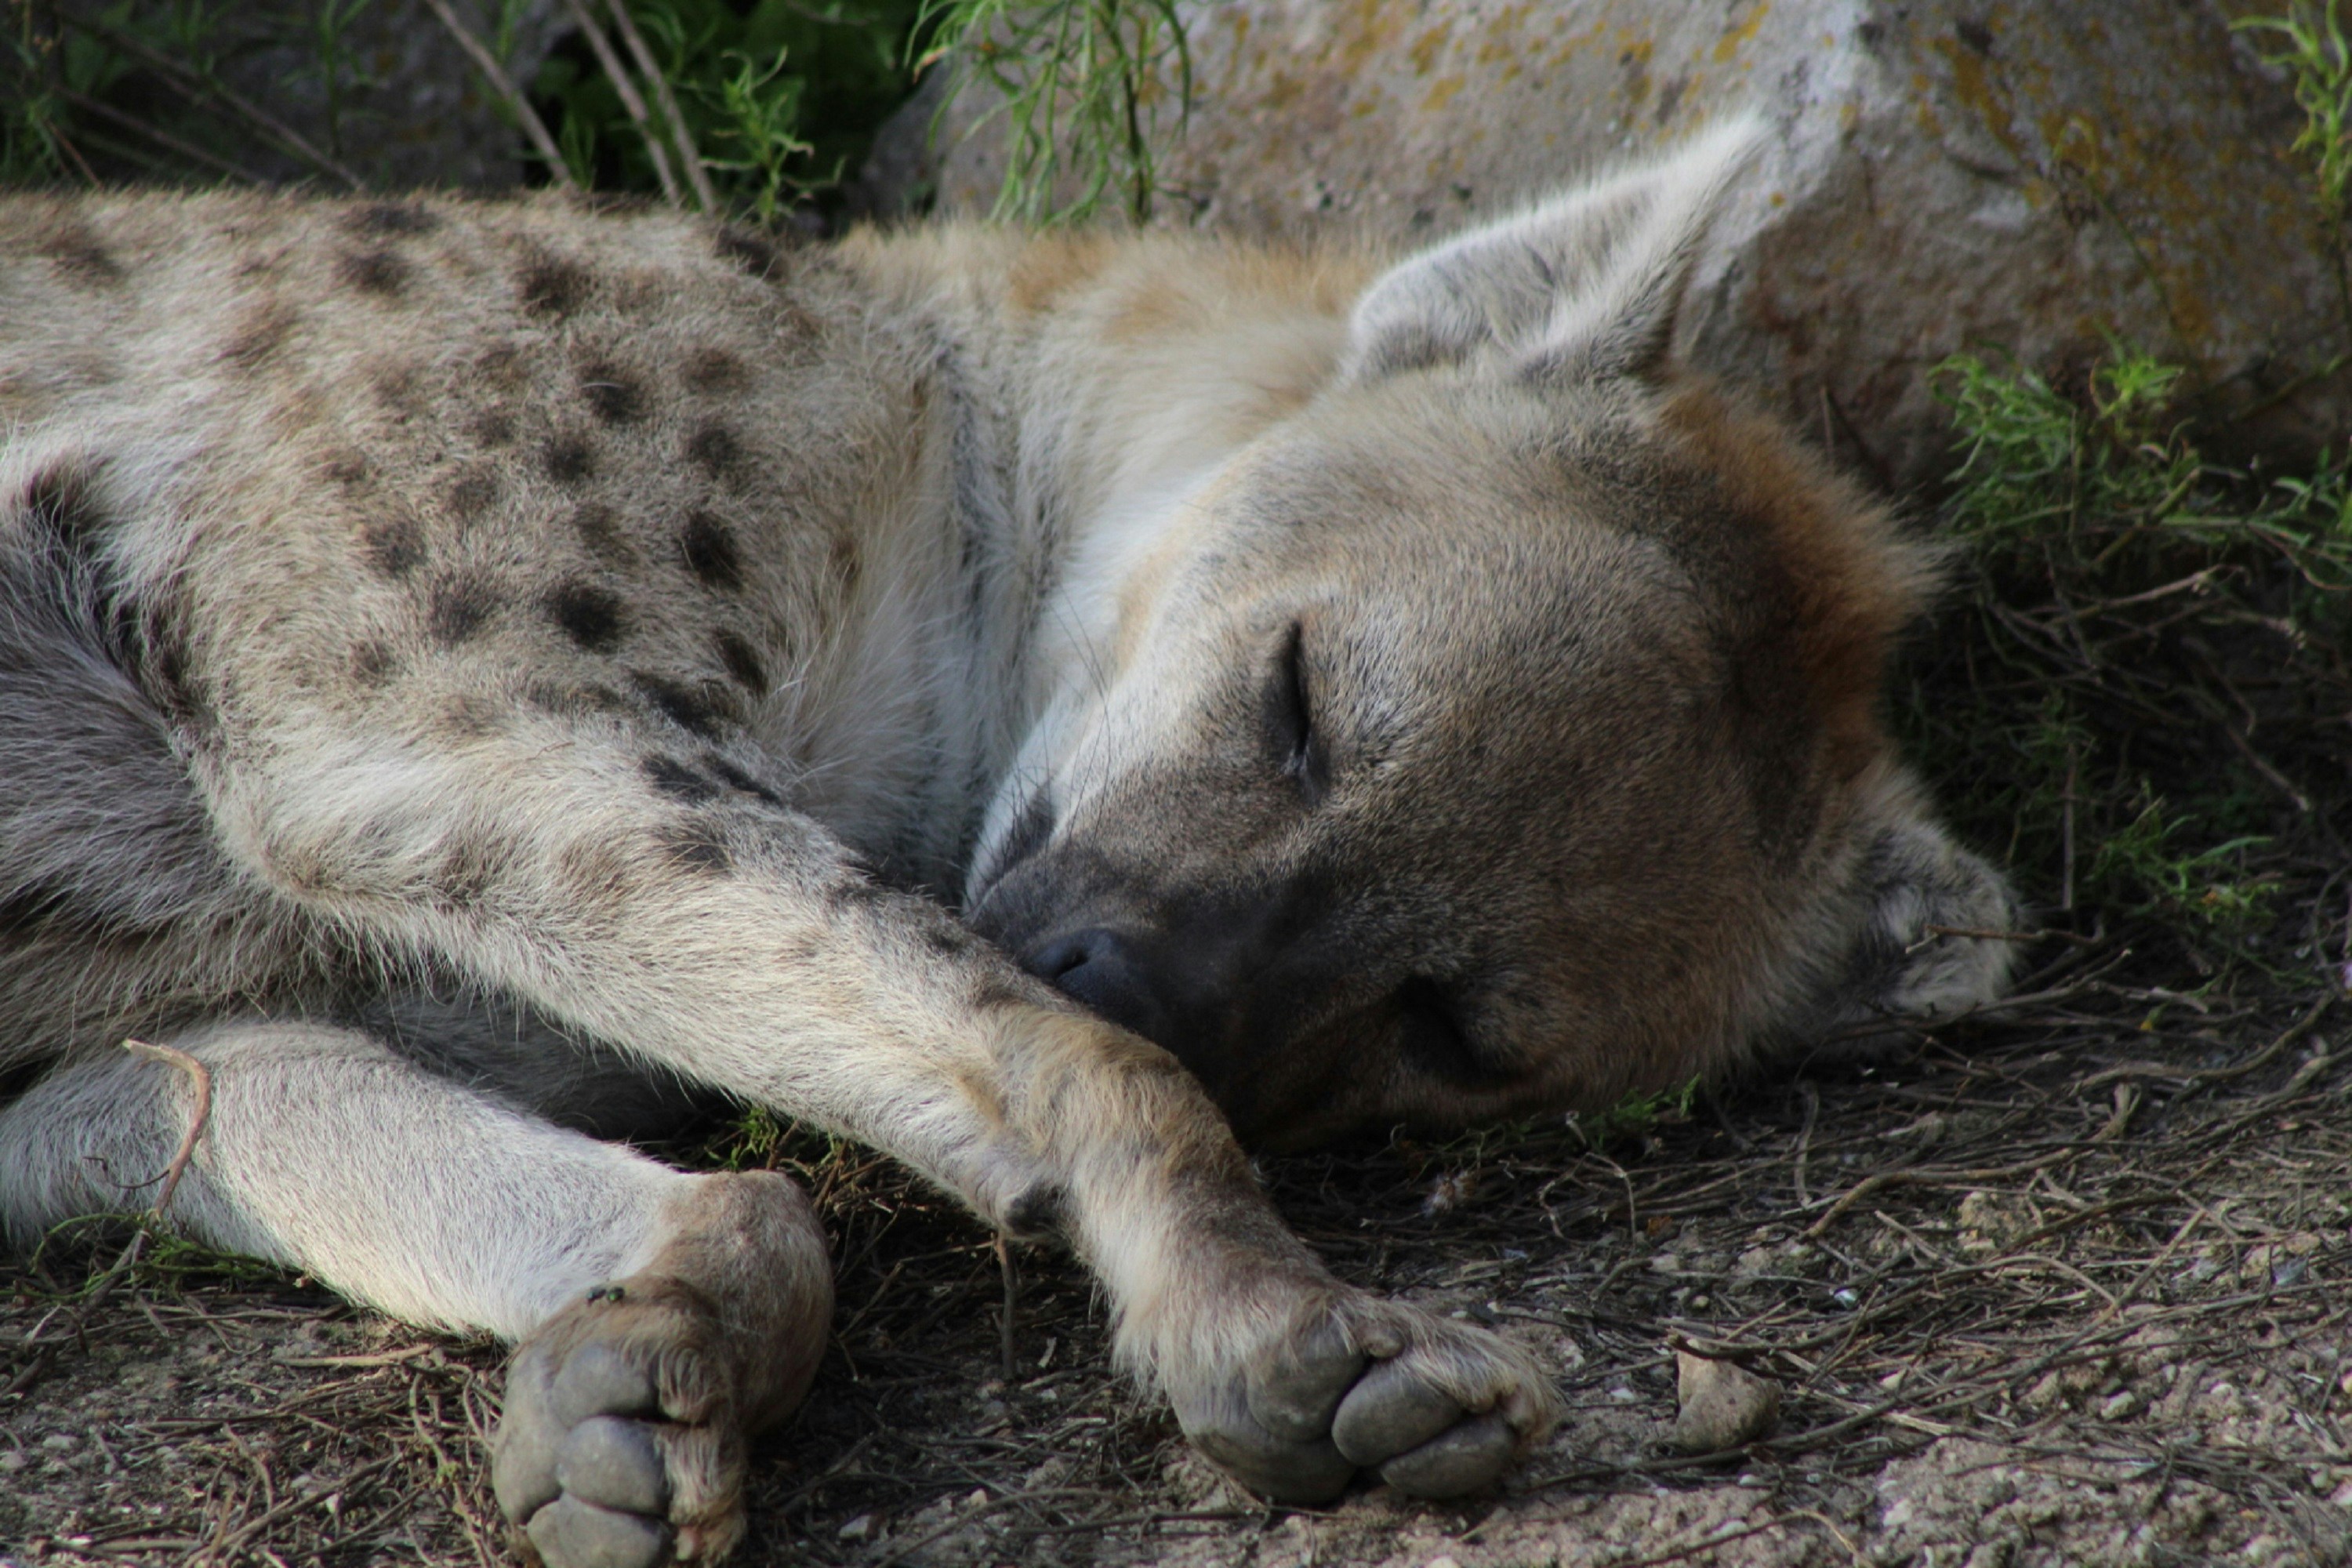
[0,124,2012,1563]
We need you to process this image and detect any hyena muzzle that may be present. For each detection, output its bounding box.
[0,121,2014,1564]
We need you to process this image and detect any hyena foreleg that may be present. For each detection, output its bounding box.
[0,1019,832,1566]
[211,716,1559,1512]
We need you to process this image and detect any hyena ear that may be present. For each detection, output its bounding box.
[1785,818,2024,1059]
[1338,115,1765,386]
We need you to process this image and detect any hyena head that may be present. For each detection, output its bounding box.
[965,122,2017,1148]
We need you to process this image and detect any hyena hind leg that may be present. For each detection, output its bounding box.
[0,1021,833,1568]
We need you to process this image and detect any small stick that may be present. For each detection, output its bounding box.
[419,0,577,191]
[560,0,680,205]
[122,1036,213,1218]
[994,1233,1017,1381]
[602,0,718,211]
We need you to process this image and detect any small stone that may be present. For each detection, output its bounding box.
[0,1451,26,1474]
[1427,1557,1464,1568]
[1671,1352,1780,1454]
[40,1432,78,1451]
[838,1514,873,1541]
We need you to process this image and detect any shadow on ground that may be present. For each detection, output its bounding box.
[5,938,2349,1568]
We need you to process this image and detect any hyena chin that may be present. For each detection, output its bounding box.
[1,119,2013,1563]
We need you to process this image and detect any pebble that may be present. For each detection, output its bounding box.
[1671,1352,1781,1454]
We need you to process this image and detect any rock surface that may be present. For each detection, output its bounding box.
[1671,1350,1781,1454]
[875,0,2348,485]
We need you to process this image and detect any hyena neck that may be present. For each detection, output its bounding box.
[840,225,1374,895]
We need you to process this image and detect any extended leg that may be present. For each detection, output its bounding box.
[207,721,1559,1502]
[0,1022,832,1565]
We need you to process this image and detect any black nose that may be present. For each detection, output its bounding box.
[1020,927,1173,1044]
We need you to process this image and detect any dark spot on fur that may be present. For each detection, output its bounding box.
[517,252,591,317]
[545,581,630,653]
[683,347,747,394]
[685,422,743,482]
[570,502,634,566]
[444,466,499,522]
[428,575,502,644]
[476,342,528,390]
[702,753,783,808]
[713,226,780,279]
[1002,1183,1062,1237]
[43,227,122,287]
[372,362,420,413]
[579,360,644,424]
[471,408,517,448]
[339,249,408,297]
[923,923,975,956]
[361,515,426,578]
[439,693,503,737]
[679,510,743,590]
[631,671,724,737]
[324,452,369,487]
[222,299,296,371]
[25,463,102,552]
[829,530,862,594]
[349,201,439,235]
[350,641,398,686]
[657,821,732,875]
[644,755,720,803]
[543,434,596,484]
[434,833,517,907]
[711,629,767,693]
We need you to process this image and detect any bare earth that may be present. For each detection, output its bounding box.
[6,953,2348,1568]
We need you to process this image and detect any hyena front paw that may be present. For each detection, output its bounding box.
[1171,1290,1559,1504]
[494,1279,755,1568]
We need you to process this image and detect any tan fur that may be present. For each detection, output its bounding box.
[0,125,2014,1563]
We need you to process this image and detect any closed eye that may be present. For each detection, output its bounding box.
[1267,621,1328,805]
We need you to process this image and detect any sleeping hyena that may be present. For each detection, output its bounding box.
[0,122,2014,1564]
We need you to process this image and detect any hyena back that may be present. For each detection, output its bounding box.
[0,122,2012,1565]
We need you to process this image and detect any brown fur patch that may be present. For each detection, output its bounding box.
[711,629,767,694]
[443,466,499,523]
[1658,386,1925,786]
[570,502,635,566]
[579,359,644,424]
[545,581,630,653]
[678,511,743,591]
[350,641,398,687]
[433,833,518,908]
[683,347,747,394]
[470,408,517,448]
[221,299,297,372]
[713,227,781,281]
[347,202,439,237]
[656,820,732,875]
[360,516,426,578]
[42,225,123,288]
[338,249,409,298]
[517,250,591,317]
[543,434,597,485]
[631,671,728,737]
[427,574,502,644]
[684,422,743,483]
[644,755,720,803]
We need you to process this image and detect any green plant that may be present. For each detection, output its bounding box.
[914,0,1190,223]
[534,0,921,219]
[2236,2,2352,226]
[1908,345,2350,955]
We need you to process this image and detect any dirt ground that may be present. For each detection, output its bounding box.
[5,940,2350,1568]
